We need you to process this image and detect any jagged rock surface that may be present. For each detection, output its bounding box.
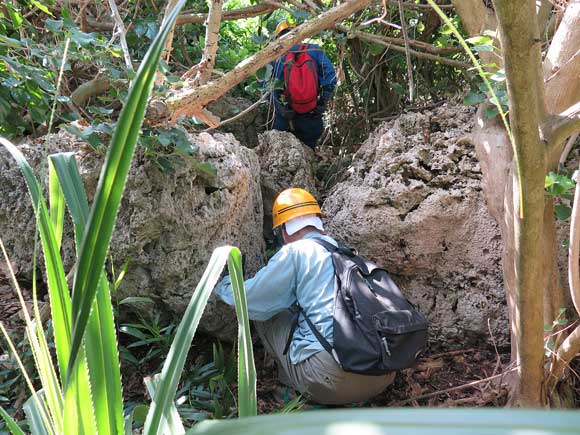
[323,105,507,347]
[0,131,265,340]
[256,130,318,237]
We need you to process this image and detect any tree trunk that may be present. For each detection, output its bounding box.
[493,0,547,407]
[147,0,374,125]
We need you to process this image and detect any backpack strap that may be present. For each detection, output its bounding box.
[310,237,337,252]
[283,305,333,356]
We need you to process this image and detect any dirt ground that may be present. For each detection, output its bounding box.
[253,342,510,414]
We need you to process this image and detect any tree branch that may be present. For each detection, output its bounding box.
[335,24,471,69]
[107,0,132,70]
[155,0,181,86]
[86,3,279,32]
[397,0,414,101]
[147,0,374,125]
[548,159,580,385]
[543,0,580,115]
[545,101,580,151]
[389,0,454,10]
[205,94,268,130]
[192,0,224,85]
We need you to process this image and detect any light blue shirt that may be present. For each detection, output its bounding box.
[214,232,337,364]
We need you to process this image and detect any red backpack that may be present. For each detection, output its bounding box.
[283,44,319,114]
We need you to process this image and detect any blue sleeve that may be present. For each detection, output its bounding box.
[214,246,297,321]
[309,44,336,91]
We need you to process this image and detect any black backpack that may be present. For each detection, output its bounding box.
[284,238,429,375]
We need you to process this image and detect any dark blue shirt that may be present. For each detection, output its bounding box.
[269,43,337,99]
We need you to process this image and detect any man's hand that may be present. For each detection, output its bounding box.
[312,88,333,116]
[274,98,296,120]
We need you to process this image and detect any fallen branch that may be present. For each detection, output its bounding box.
[205,94,268,130]
[392,367,516,406]
[71,75,113,107]
[336,24,471,69]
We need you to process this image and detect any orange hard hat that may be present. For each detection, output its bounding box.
[275,20,295,37]
[272,188,321,229]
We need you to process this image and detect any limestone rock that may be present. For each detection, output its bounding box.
[0,130,265,341]
[255,130,318,237]
[323,105,507,347]
[208,96,267,149]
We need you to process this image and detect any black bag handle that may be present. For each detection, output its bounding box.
[283,305,333,356]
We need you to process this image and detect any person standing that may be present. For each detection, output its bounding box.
[269,21,337,149]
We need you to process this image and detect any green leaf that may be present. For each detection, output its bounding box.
[23,392,49,435]
[50,152,124,435]
[65,0,189,383]
[144,377,185,435]
[124,404,149,435]
[0,404,25,435]
[45,19,63,33]
[29,0,53,16]
[48,161,65,250]
[6,3,24,29]
[186,409,580,435]
[466,36,493,46]
[554,205,572,221]
[472,44,494,52]
[0,139,72,384]
[143,246,256,434]
[463,92,486,106]
[0,34,23,49]
[228,248,257,417]
[484,106,499,119]
[119,296,155,305]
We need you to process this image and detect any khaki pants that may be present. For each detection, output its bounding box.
[255,311,395,405]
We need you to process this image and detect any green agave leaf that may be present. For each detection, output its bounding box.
[227,249,256,417]
[186,409,580,435]
[0,140,96,434]
[66,0,189,382]
[23,392,50,435]
[48,160,65,269]
[0,138,72,381]
[144,376,185,435]
[124,404,149,435]
[143,246,253,435]
[0,405,26,435]
[50,152,124,435]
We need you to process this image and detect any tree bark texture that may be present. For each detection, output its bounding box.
[493,0,547,407]
[149,0,374,125]
[544,0,580,118]
[193,0,224,85]
[155,0,181,86]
